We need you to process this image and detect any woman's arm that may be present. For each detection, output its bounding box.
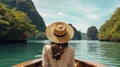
[42,46,49,67]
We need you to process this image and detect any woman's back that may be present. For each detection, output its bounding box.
[42,45,75,67]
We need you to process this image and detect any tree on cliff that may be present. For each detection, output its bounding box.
[0,3,38,42]
[87,26,98,40]
[0,0,46,32]
[98,7,120,41]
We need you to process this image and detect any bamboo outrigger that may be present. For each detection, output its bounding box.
[12,58,107,67]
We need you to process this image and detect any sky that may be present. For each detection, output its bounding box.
[32,0,120,33]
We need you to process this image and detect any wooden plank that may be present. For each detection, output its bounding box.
[75,59,107,67]
[12,59,42,67]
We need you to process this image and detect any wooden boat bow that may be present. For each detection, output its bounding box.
[12,58,107,67]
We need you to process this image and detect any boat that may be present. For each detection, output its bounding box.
[12,58,107,67]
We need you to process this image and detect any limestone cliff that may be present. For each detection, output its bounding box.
[69,24,81,40]
[0,0,46,32]
[87,26,98,40]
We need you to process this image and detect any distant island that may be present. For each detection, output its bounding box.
[87,26,98,40]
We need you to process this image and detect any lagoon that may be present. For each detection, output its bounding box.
[0,40,120,67]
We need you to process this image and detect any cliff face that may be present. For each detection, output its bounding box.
[0,0,46,32]
[69,24,81,40]
[87,26,98,40]
[81,33,87,40]
[0,2,39,43]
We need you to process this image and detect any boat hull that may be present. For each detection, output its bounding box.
[12,58,107,67]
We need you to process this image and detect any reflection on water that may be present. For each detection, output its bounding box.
[87,43,98,53]
[70,40,120,67]
[99,42,120,67]
[0,40,120,67]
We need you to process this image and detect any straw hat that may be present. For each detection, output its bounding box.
[46,22,74,43]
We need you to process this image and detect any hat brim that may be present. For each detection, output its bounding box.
[46,22,74,43]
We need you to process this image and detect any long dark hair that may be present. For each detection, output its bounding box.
[50,42,68,60]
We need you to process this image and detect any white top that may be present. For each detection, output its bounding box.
[42,45,75,67]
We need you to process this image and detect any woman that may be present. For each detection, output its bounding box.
[42,22,75,67]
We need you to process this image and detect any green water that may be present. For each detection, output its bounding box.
[0,40,120,67]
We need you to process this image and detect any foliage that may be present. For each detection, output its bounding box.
[0,2,38,41]
[98,7,120,41]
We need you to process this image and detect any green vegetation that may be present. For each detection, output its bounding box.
[0,0,46,40]
[98,7,120,41]
[87,26,98,40]
[0,0,46,32]
[0,3,38,41]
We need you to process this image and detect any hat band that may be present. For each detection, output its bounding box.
[54,33,67,37]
